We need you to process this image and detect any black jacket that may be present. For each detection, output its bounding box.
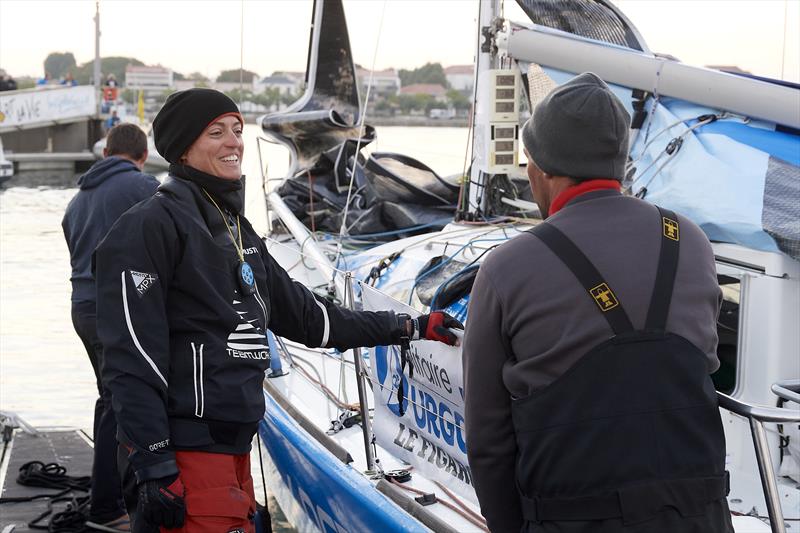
[96,175,405,482]
[62,156,159,304]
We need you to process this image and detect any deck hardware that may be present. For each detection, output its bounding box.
[415,493,438,506]
[385,469,412,483]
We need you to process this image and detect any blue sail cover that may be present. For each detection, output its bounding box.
[629,98,800,259]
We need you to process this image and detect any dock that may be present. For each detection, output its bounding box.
[0,422,94,532]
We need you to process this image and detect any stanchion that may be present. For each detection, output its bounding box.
[345,272,376,472]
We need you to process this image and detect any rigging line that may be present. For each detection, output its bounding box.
[276,341,471,432]
[239,0,244,105]
[333,0,389,269]
[631,116,717,193]
[432,480,487,527]
[287,350,359,411]
[262,224,506,279]
[388,478,489,531]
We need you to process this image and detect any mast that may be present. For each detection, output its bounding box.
[93,1,101,112]
[465,0,502,220]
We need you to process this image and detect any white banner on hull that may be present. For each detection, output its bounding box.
[362,284,478,504]
[0,86,96,129]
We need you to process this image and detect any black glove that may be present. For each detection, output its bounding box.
[137,473,185,529]
[412,312,464,345]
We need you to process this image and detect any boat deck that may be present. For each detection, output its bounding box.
[0,428,93,532]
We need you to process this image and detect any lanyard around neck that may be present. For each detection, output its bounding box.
[202,188,244,263]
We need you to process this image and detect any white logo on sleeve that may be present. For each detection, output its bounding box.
[130,270,158,297]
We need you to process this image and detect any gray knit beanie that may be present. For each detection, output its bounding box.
[521,72,630,181]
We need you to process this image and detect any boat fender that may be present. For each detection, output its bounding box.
[415,493,438,507]
[385,469,412,483]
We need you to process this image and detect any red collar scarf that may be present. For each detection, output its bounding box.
[548,179,621,217]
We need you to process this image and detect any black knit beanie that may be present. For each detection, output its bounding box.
[153,88,243,164]
[521,72,630,181]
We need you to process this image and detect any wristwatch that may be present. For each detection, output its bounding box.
[396,313,412,340]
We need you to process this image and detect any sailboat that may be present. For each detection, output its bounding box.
[254,1,800,531]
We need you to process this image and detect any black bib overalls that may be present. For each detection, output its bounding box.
[514,208,734,533]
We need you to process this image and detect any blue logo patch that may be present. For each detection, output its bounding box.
[241,261,254,286]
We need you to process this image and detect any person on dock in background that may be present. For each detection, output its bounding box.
[0,70,17,91]
[105,73,118,88]
[462,73,733,533]
[94,88,463,533]
[105,110,121,132]
[61,72,78,86]
[62,123,159,533]
[36,72,50,86]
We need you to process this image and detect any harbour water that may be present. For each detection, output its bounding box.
[0,124,469,525]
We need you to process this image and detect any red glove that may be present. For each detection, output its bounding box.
[414,312,464,346]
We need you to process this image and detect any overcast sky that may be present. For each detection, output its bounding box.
[1,0,797,82]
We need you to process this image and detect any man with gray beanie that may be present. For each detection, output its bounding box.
[463,73,732,532]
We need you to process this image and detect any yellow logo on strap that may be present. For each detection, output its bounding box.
[589,283,619,312]
[663,217,679,241]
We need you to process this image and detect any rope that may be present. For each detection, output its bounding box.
[285,350,359,411]
[262,223,516,286]
[432,480,487,526]
[0,460,92,532]
[387,477,488,531]
[255,432,273,532]
[29,494,90,532]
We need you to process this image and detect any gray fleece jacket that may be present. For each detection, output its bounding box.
[462,190,721,532]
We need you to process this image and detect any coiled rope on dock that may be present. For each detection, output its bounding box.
[0,460,91,532]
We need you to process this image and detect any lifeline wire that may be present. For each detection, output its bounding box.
[630,115,720,195]
[333,0,388,267]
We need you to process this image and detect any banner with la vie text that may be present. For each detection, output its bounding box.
[0,86,96,130]
[361,284,478,504]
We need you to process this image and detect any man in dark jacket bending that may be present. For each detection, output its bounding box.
[463,73,733,533]
[62,123,158,531]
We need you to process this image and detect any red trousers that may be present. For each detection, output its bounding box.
[162,451,256,533]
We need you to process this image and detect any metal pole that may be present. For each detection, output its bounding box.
[749,417,786,533]
[345,272,376,472]
[93,1,101,114]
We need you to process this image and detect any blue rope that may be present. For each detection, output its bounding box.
[322,219,453,241]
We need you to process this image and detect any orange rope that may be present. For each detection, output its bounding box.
[388,478,489,531]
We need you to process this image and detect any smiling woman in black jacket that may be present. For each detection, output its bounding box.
[95,88,461,533]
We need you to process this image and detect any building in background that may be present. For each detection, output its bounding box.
[399,83,447,102]
[356,67,401,99]
[125,66,173,95]
[445,65,474,93]
[253,73,303,95]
